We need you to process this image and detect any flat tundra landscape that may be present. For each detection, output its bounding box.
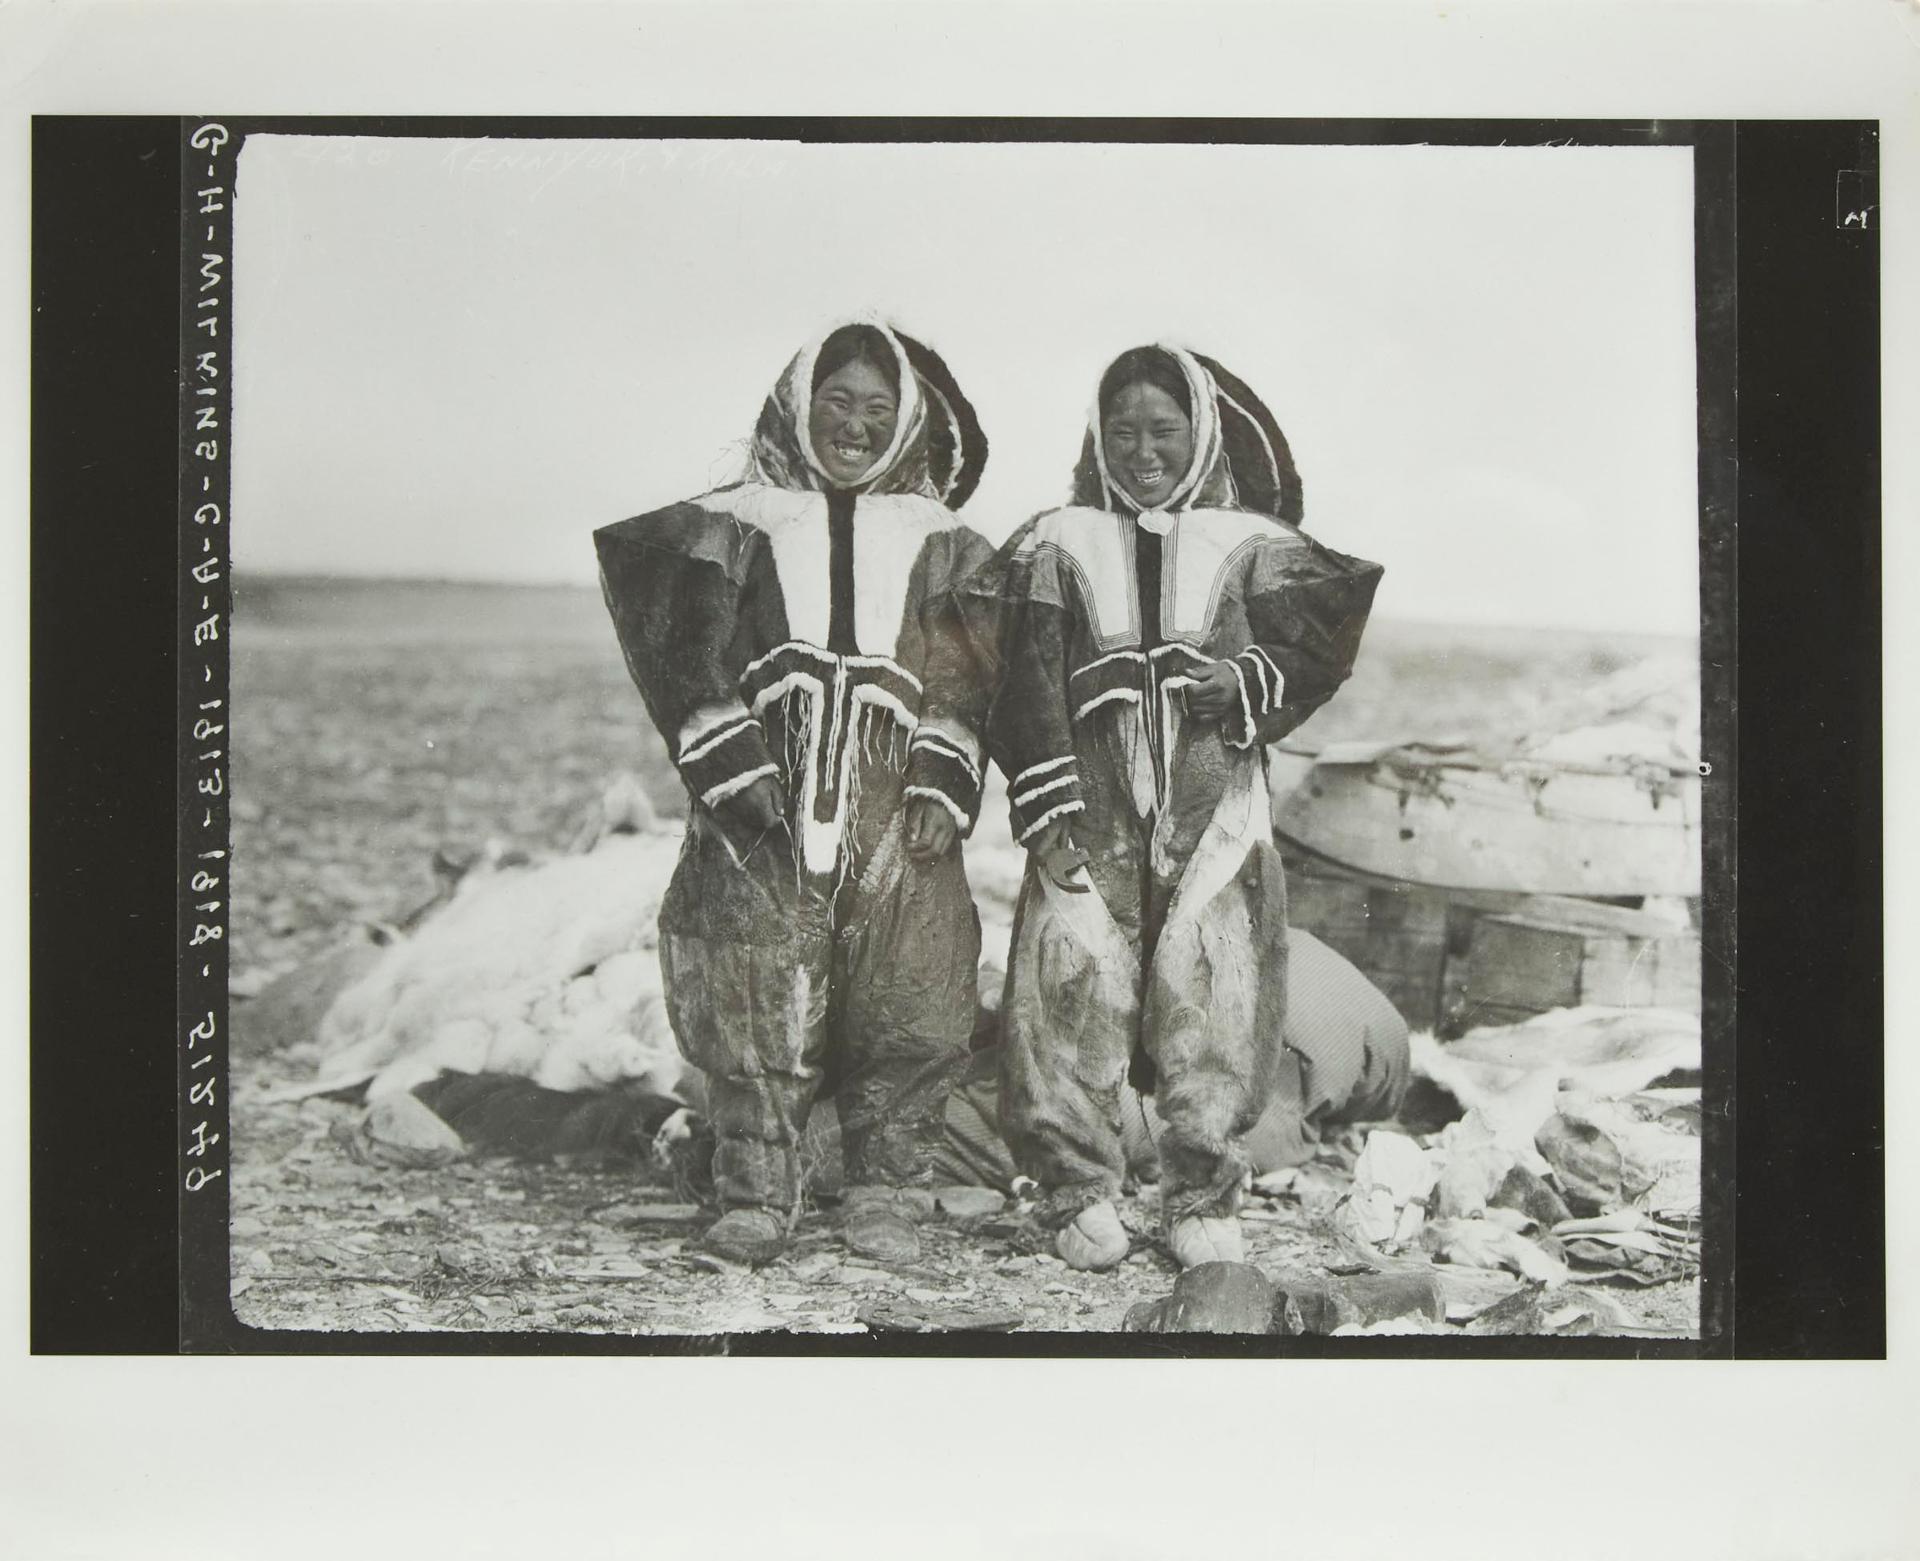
[228,576,1700,1337]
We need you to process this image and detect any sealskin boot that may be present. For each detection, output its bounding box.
[843,1186,921,1265]
[1168,1213,1245,1271]
[702,1207,789,1266]
[1056,1201,1130,1271]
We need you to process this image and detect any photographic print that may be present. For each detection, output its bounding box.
[198,121,1723,1348]
[22,0,1911,1545]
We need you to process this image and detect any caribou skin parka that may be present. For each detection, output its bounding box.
[594,322,994,1225]
[966,345,1383,1235]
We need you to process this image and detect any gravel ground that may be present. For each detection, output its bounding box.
[226,580,1699,1341]
[229,1049,1366,1338]
[226,1046,1697,1338]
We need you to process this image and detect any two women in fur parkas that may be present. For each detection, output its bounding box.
[599,325,1382,1274]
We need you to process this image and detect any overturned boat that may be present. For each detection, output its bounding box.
[1270,655,1704,1033]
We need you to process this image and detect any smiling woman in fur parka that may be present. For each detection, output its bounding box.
[594,321,994,1268]
[966,344,1384,1272]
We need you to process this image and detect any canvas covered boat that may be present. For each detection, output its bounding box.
[1269,655,1703,899]
[1269,656,1705,1032]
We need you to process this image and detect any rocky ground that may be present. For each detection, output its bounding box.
[226,1055,1697,1337]
[226,579,1699,1340]
[228,1059,1374,1337]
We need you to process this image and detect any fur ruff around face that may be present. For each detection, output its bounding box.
[746,318,988,509]
[1073,343,1303,524]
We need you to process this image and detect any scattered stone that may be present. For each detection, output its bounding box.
[354,1092,467,1168]
[1437,1269,1525,1320]
[1536,1110,1657,1215]
[1465,1283,1651,1337]
[1270,1271,1447,1335]
[857,1300,1023,1333]
[1124,1262,1274,1334]
[1488,1165,1573,1229]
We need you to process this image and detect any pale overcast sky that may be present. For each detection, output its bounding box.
[231,135,1700,636]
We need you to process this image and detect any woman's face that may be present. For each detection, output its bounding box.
[1102,381,1194,509]
[808,357,900,487]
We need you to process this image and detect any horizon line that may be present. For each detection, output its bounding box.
[231,568,1700,642]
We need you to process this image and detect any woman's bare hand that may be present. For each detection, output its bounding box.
[716,775,788,852]
[905,796,959,862]
[1182,660,1243,721]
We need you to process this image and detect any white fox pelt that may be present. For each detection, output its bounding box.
[303,825,689,1102]
[280,771,1030,1110]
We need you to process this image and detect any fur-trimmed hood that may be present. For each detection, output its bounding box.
[1071,344,1303,526]
[745,318,987,509]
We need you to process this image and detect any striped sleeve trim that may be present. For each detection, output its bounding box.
[1223,657,1259,750]
[701,761,779,809]
[678,712,778,808]
[1224,646,1286,748]
[1015,796,1085,845]
[1013,772,1076,807]
[904,738,982,833]
[1009,754,1083,841]
[678,700,754,761]
[904,784,970,832]
[1012,754,1076,788]
[1244,645,1286,696]
[911,720,982,786]
[680,716,755,767]
[1237,649,1270,711]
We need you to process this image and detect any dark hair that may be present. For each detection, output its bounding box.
[1097,346,1191,423]
[812,324,902,397]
